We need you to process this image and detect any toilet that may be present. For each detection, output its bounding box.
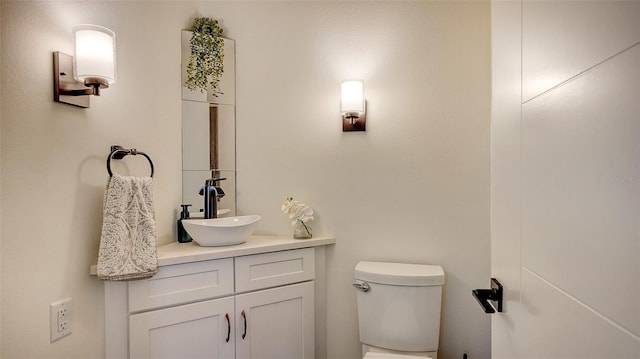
[353,261,445,359]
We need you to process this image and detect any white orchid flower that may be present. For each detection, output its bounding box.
[281,197,314,225]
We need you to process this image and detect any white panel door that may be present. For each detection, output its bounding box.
[235,281,314,359]
[492,0,640,358]
[129,296,235,359]
[522,0,640,101]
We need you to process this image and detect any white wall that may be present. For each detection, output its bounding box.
[205,2,491,358]
[0,2,3,355]
[0,2,197,357]
[492,0,640,357]
[1,1,491,359]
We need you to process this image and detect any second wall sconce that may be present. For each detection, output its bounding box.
[53,24,117,108]
[341,80,366,132]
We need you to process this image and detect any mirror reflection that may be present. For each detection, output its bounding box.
[181,31,236,216]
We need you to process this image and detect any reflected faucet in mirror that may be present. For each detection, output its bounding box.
[199,177,226,219]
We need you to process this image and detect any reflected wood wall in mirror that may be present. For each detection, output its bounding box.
[210,106,218,171]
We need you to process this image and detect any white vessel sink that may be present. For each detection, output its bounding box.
[189,209,231,219]
[183,215,261,247]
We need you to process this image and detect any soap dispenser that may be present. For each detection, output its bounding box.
[177,204,192,243]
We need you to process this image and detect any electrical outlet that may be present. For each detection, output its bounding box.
[50,297,72,342]
[57,306,68,332]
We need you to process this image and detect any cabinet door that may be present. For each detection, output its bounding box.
[130,296,235,359]
[235,281,314,359]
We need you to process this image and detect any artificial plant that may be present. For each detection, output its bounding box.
[185,17,224,96]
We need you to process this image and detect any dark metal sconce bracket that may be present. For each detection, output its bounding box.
[343,101,367,132]
[53,51,91,108]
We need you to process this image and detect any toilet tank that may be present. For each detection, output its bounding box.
[354,261,445,353]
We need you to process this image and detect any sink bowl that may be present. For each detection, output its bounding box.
[189,209,231,219]
[182,215,261,247]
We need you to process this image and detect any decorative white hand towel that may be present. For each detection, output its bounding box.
[97,173,158,281]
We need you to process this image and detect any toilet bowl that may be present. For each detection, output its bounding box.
[354,261,445,359]
[362,344,434,359]
[363,352,432,359]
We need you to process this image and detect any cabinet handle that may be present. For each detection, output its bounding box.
[241,310,247,339]
[225,313,231,343]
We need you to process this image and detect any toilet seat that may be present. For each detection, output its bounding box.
[363,352,432,359]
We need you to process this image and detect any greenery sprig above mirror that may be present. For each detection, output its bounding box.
[185,17,225,96]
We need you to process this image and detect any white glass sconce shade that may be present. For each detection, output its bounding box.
[341,80,364,116]
[73,25,116,86]
[53,24,117,108]
[341,80,366,131]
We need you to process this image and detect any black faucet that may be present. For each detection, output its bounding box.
[199,177,226,219]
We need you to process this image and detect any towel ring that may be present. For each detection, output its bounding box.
[107,145,154,177]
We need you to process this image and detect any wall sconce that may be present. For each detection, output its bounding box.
[341,80,366,132]
[53,25,116,108]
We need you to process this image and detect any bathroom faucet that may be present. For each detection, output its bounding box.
[199,177,226,219]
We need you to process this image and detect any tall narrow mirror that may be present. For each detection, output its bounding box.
[181,30,236,216]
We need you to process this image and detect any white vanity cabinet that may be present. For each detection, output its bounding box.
[127,258,236,358]
[100,236,333,359]
[234,249,315,359]
[235,281,314,359]
[130,296,235,358]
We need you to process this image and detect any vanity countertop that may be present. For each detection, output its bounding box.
[155,235,335,266]
[90,235,335,274]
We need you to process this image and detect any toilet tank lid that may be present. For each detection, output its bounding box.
[355,261,444,286]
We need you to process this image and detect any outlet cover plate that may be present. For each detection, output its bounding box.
[50,297,73,342]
